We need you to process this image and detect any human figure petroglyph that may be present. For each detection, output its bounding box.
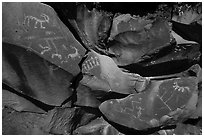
[38,36,64,60]
[44,37,63,59]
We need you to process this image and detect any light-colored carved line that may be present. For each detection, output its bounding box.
[24,36,36,40]
[132,101,143,119]
[43,37,64,60]
[49,39,62,59]
[95,57,100,66]
[41,13,49,23]
[184,87,190,92]
[23,13,50,29]
[85,61,91,70]
[86,60,94,70]
[164,91,174,105]
[45,31,55,36]
[61,44,68,51]
[124,100,141,117]
[67,46,80,59]
[36,14,49,29]
[82,63,88,72]
[38,43,51,55]
[23,14,31,27]
[82,56,100,73]
[26,42,33,51]
[159,89,167,100]
[158,94,172,111]
[173,82,190,93]
[90,57,96,66]
[136,106,144,118]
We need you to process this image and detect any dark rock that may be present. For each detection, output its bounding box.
[73,117,123,135]
[2,2,86,76]
[3,42,74,106]
[2,107,48,135]
[43,107,98,134]
[75,84,102,108]
[68,4,113,53]
[3,89,45,113]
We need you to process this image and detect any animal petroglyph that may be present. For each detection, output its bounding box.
[23,13,50,29]
[67,46,80,59]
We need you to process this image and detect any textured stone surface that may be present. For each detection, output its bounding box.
[2,2,202,135]
[68,4,113,51]
[2,89,45,113]
[108,18,171,66]
[99,77,198,130]
[109,14,153,40]
[3,2,86,75]
[74,84,102,108]
[81,50,149,94]
[3,43,74,106]
[2,107,48,135]
[43,107,97,134]
[73,117,123,135]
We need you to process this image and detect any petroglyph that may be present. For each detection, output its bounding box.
[158,93,172,111]
[61,44,68,51]
[82,56,100,73]
[60,45,82,64]
[67,46,80,59]
[38,36,64,60]
[173,82,190,93]
[23,13,50,29]
[45,31,55,36]
[24,36,36,40]
[114,98,144,120]
[38,43,51,55]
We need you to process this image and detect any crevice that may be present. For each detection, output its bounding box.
[70,106,102,134]
[183,117,202,126]
[120,59,198,77]
[101,114,163,135]
[99,92,129,102]
[2,83,54,112]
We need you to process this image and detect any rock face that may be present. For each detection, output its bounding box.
[2,2,86,76]
[2,107,48,135]
[2,107,97,135]
[99,77,199,130]
[68,4,113,51]
[3,43,74,106]
[81,50,149,94]
[75,84,102,108]
[43,107,98,134]
[2,89,45,113]
[2,2,202,135]
[109,14,153,40]
[73,117,123,135]
[108,18,171,66]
